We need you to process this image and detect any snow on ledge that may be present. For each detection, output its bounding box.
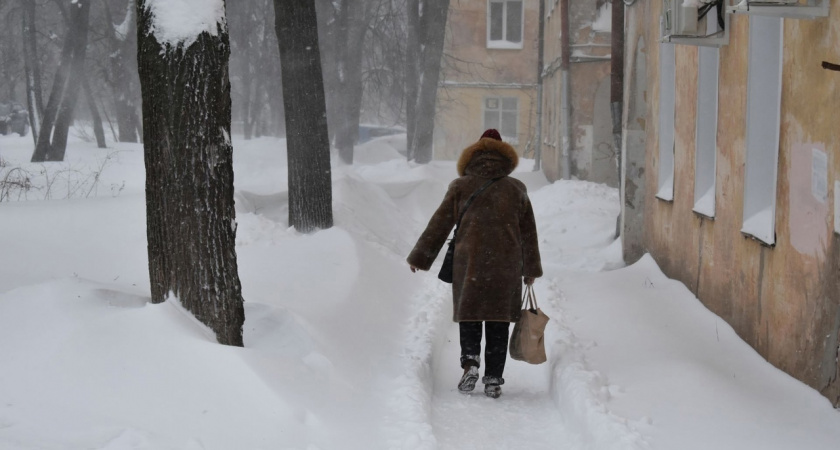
[144,0,225,47]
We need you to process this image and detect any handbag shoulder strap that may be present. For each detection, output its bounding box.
[453,177,501,238]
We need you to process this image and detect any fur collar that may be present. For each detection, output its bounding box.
[456,138,519,177]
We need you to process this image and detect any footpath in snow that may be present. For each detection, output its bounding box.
[0,134,838,449]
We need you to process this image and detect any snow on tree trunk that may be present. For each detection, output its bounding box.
[274,0,334,233]
[136,0,245,347]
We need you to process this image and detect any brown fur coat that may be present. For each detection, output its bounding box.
[407,138,543,322]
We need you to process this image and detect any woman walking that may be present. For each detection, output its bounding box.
[407,129,542,398]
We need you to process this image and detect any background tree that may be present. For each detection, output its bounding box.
[229,0,285,139]
[20,0,44,144]
[274,0,333,232]
[319,0,370,165]
[101,0,141,143]
[136,0,245,346]
[405,0,449,164]
[31,0,91,162]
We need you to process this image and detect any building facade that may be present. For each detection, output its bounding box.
[433,0,540,160]
[621,0,840,406]
[540,0,616,185]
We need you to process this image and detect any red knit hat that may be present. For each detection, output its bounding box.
[480,128,502,141]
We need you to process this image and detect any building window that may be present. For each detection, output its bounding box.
[693,47,719,218]
[742,15,783,245]
[488,0,523,49]
[483,96,519,143]
[656,43,676,201]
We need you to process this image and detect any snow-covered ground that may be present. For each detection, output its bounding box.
[0,132,838,450]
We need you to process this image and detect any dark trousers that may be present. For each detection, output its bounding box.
[459,321,511,379]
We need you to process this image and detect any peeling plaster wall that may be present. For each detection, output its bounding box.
[629,0,840,406]
[540,0,613,183]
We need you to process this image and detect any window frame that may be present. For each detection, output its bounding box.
[487,0,524,49]
[482,96,520,144]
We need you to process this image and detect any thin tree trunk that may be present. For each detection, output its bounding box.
[136,0,245,346]
[334,0,368,164]
[31,0,91,162]
[104,0,141,143]
[83,77,106,148]
[404,0,420,161]
[274,0,333,232]
[20,0,43,145]
[410,0,450,164]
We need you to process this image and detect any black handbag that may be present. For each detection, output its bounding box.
[438,178,500,283]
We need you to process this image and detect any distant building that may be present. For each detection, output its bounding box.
[433,0,541,159]
[621,0,840,406]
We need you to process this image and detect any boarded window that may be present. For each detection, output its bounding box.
[693,47,719,218]
[742,15,783,245]
[657,43,676,201]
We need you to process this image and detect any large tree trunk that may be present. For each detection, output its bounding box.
[332,0,368,165]
[136,0,245,347]
[407,0,449,164]
[20,0,43,145]
[274,0,334,232]
[31,0,91,162]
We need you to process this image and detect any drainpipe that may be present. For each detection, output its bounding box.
[560,0,572,180]
[534,0,546,171]
[611,0,625,185]
[611,0,625,238]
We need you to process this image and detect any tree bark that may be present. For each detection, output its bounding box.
[83,77,107,148]
[20,0,43,145]
[409,0,450,164]
[274,0,334,232]
[31,0,91,162]
[136,0,245,346]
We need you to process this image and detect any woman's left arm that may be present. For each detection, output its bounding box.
[520,195,543,279]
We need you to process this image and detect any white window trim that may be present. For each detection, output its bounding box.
[487,0,524,49]
[482,96,520,144]
[741,15,783,246]
[656,43,676,201]
[693,46,720,218]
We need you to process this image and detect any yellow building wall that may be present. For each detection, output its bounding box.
[433,0,540,160]
[539,1,614,184]
[630,0,840,405]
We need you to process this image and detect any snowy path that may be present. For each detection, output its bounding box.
[429,321,580,449]
[4,136,839,449]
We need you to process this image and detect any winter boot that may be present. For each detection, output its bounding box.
[482,376,504,399]
[457,356,481,393]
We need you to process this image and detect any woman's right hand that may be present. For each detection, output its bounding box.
[410,265,420,273]
[523,276,535,285]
